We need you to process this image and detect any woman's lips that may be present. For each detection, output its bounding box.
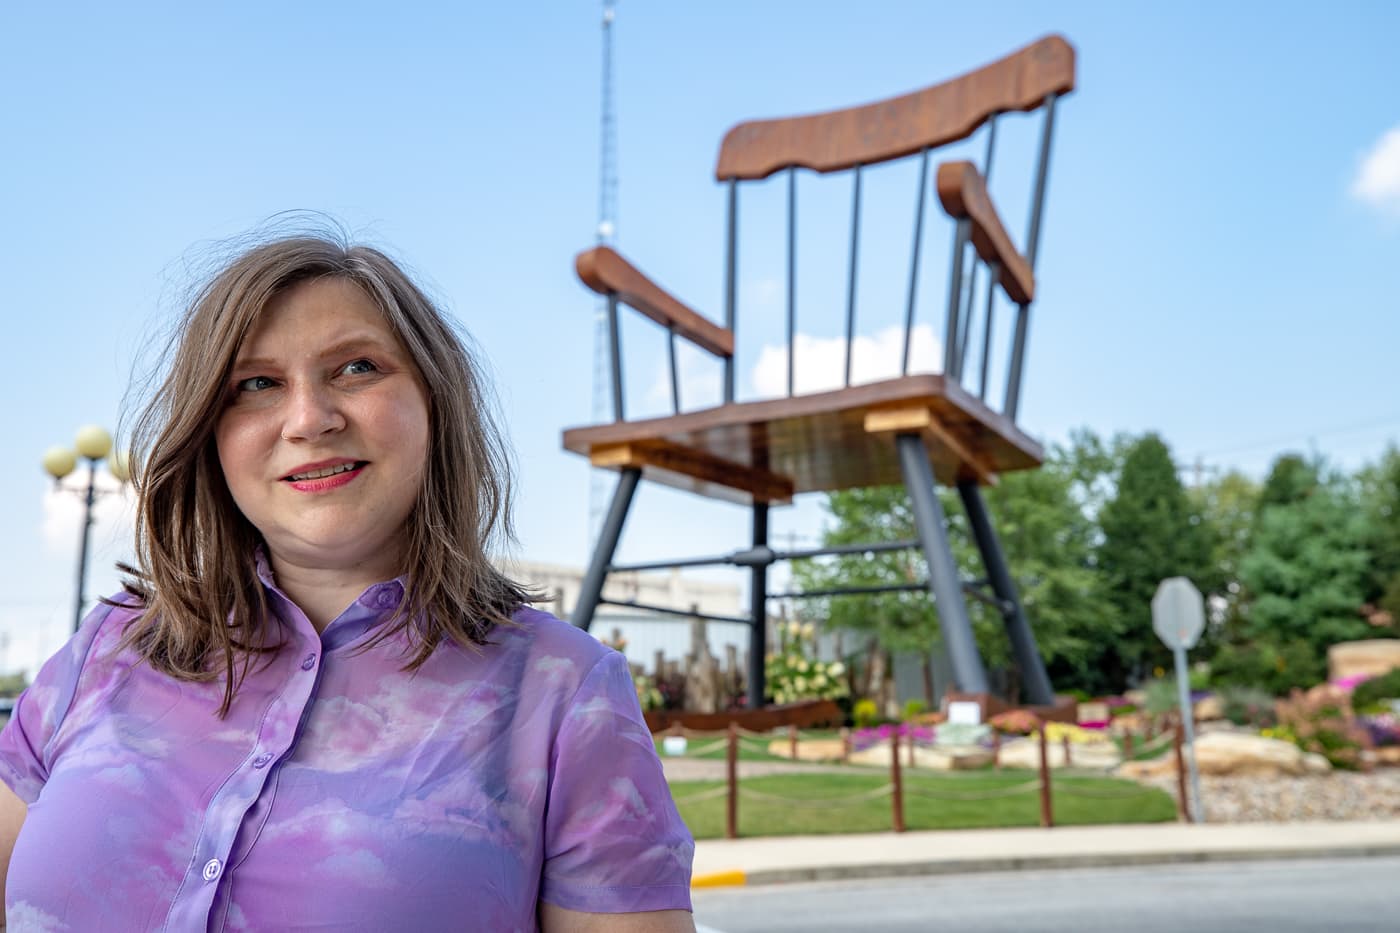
[284,463,366,493]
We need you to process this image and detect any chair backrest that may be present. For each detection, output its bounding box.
[712,34,1075,422]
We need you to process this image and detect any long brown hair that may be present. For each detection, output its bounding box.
[119,233,531,714]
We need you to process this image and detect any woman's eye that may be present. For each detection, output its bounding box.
[343,359,378,376]
[236,376,277,393]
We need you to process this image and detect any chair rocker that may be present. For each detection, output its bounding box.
[564,35,1077,711]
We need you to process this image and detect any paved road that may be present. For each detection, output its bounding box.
[693,856,1400,932]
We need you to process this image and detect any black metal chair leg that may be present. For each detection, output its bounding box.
[895,434,991,695]
[571,468,642,631]
[957,480,1056,706]
[748,503,769,709]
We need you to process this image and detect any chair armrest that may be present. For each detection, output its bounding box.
[935,161,1035,305]
[575,246,735,359]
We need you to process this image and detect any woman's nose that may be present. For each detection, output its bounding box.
[280,382,346,441]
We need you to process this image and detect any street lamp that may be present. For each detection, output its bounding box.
[42,425,130,633]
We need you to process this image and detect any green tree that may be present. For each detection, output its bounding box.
[793,431,1120,700]
[1096,434,1211,689]
[1217,457,1372,693]
[1189,469,1261,638]
[1358,446,1400,619]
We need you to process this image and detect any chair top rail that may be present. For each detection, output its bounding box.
[575,246,735,358]
[714,34,1075,181]
[935,161,1034,305]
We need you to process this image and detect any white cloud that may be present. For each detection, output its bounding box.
[750,324,942,398]
[1351,126,1400,214]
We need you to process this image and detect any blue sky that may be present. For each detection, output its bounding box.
[3,2,1399,676]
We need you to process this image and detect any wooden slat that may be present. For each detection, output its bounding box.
[863,404,998,487]
[564,375,1042,503]
[589,440,795,505]
[715,35,1075,181]
[936,161,1034,305]
[575,246,734,358]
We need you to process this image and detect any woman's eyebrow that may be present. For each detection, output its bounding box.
[230,334,399,372]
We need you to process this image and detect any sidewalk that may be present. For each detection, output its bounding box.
[691,820,1400,887]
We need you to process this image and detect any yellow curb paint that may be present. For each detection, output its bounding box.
[691,869,747,888]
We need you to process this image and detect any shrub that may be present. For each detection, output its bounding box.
[765,621,848,706]
[902,699,927,722]
[1351,668,1400,714]
[1216,685,1278,729]
[1141,678,1178,716]
[1275,687,1369,770]
[852,698,879,728]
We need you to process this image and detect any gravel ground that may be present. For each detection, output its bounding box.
[1134,768,1400,823]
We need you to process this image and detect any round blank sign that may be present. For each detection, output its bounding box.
[1152,577,1205,650]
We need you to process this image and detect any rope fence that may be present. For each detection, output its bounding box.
[665,716,1190,838]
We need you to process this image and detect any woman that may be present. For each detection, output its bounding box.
[0,235,695,931]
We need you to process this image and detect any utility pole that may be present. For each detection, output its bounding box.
[588,0,620,546]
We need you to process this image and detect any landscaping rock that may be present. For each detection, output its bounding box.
[847,741,992,771]
[998,736,1121,770]
[1194,695,1224,721]
[765,739,847,763]
[1328,639,1400,681]
[1115,733,1332,779]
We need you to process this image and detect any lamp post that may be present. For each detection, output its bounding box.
[42,425,130,633]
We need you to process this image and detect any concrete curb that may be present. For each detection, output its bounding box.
[693,843,1400,888]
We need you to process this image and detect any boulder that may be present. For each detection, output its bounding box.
[765,738,847,763]
[1328,640,1400,682]
[1194,695,1224,721]
[998,737,1122,770]
[847,741,992,771]
[1116,732,1332,778]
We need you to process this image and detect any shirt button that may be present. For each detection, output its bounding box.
[202,858,222,882]
[252,753,273,769]
[375,587,401,609]
[301,653,317,671]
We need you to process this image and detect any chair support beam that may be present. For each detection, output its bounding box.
[895,433,990,694]
[958,479,1056,705]
[571,467,641,632]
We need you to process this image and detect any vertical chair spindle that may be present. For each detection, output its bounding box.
[901,148,931,377]
[844,165,863,387]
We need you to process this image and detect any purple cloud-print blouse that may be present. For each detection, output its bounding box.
[0,568,693,931]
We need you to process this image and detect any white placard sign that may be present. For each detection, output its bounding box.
[947,701,982,725]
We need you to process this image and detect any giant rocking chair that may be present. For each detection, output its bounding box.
[565,36,1076,710]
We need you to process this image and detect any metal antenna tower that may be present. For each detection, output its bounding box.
[588,0,619,546]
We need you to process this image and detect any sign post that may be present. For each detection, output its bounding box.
[1152,577,1205,824]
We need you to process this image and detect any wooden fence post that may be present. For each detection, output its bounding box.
[840,726,851,763]
[789,724,798,761]
[1172,718,1189,822]
[726,722,738,839]
[1038,720,1054,828]
[1062,733,1072,769]
[1123,732,1135,761]
[890,728,906,833]
[992,729,1002,771]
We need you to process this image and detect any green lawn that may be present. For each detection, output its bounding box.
[669,770,1176,839]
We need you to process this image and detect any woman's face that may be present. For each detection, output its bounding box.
[215,277,431,577]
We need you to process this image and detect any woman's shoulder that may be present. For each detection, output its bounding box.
[498,604,619,686]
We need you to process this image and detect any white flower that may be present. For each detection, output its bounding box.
[786,620,801,636]
[814,674,827,688]
[794,676,807,692]
[829,662,846,677]
[802,622,815,638]
[797,660,809,673]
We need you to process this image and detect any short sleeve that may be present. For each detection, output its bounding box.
[540,650,694,914]
[0,600,118,804]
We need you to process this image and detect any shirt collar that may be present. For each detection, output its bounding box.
[254,546,411,651]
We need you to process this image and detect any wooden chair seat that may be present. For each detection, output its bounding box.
[563,374,1043,506]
